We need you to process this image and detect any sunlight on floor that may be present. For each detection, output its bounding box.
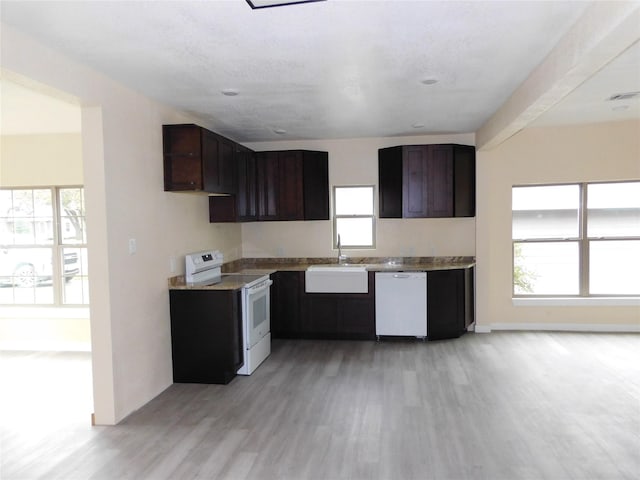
[0,351,93,430]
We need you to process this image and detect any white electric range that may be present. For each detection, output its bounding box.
[185,250,272,375]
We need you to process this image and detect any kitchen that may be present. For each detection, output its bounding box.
[165,124,478,384]
[1,1,639,478]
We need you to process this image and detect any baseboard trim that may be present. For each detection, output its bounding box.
[474,323,640,333]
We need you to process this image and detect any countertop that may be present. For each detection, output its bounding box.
[169,256,474,290]
[223,256,475,273]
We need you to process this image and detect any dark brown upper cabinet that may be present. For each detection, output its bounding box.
[302,150,330,221]
[378,144,475,218]
[257,151,280,221]
[163,124,236,194]
[236,145,258,222]
[256,150,329,222]
[209,145,258,223]
[206,145,329,223]
[277,150,304,221]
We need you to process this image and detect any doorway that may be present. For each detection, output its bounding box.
[0,76,93,425]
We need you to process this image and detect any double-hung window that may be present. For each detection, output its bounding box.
[333,186,375,249]
[0,187,89,305]
[512,181,640,297]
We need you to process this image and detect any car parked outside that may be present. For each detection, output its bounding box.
[0,248,79,287]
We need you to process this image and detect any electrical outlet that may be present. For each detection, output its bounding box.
[128,238,137,255]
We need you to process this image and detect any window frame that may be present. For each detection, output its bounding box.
[0,186,88,306]
[332,185,376,250]
[512,180,640,298]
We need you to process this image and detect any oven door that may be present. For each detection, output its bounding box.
[245,278,272,348]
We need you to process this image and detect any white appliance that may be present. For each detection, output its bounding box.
[184,250,272,375]
[236,274,272,375]
[185,250,223,286]
[375,272,427,338]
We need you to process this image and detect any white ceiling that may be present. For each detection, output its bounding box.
[0,0,638,141]
[532,39,640,127]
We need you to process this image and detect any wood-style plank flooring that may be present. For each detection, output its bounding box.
[1,332,639,480]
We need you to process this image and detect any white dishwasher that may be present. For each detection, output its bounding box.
[375,272,427,338]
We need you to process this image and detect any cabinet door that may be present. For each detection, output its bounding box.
[278,151,304,221]
[303,151,329,220]
[427,269,465,340]
[337,297,375,338]
[203,132,236,194]
[218,136,236,194]
[402,145,428,217]
[169,289,242,384]
[425,145,454,217]
[379,146,403,218]
[163,125,203,191]
[302,295,339,336]
[201,128,219,193]
[209,195,237,223]
[257,152,280,221]
[237,148,257,222]
[271,271,302,338]
[453,145,476,217]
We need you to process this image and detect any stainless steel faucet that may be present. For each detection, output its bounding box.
[337,234,347,264]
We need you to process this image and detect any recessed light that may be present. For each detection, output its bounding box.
[274,128,287,135]
[412,123,425,128]
[421,78,438,85]
[221,89,239,96]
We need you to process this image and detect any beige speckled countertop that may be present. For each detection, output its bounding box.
[223,256,475,273]
[169,256,474,290]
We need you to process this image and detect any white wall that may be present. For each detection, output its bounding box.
[243,134,476,258]
[1,133,83,185]
[1,24,241,424]
[476,120,640,330]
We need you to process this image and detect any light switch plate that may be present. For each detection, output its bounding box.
[128,238,137,255]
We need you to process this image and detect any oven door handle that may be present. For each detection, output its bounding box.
[247,279,273,295]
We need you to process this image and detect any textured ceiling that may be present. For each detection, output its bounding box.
[1,1,638,141]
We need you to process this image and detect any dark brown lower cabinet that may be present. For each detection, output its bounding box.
[270,271,303,338]
[302,294,375,340]
[271,271,375,340]
[270,268,473,342]
[427,267,474,340]
[169,289,243,384]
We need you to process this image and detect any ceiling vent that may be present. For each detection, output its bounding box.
[246,0,325,8]
[607,91,640,101]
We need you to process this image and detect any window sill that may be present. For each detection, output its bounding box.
[0,306,90,319]
[512,297,640,307]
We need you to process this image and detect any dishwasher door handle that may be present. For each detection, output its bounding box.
[392,274,411,279]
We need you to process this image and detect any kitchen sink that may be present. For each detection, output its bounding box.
[305,264,368,293]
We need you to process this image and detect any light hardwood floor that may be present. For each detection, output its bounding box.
[1,332,639,480]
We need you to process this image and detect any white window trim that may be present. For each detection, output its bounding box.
[0,186,88,306]
[512,180,640,299]
[513,297,640,307]
[332,185,376,250]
